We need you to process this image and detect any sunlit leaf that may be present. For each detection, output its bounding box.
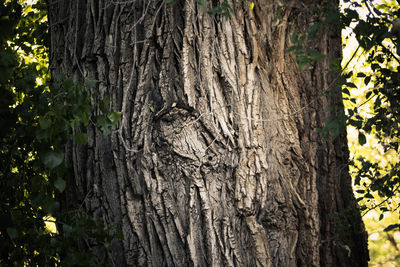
[249,2,254,10]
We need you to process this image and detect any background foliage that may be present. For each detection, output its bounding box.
[341,0,400,265]
[0,0,120,265]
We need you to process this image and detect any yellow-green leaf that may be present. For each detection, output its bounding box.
[249,2,254,10]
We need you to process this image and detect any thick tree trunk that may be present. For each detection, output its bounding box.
[48,0,368,266]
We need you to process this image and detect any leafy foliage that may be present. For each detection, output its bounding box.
[363,210,400,266]
[339,1,400,264]
[340,0,400,231]
[0,0,120,265]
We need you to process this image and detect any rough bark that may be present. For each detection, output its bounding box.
[48,0,368,266]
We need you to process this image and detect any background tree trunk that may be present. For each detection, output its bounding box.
[48,0,368,266]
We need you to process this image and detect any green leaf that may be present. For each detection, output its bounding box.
[81,111,89,126]
[307,49,326,61]
[96,115,107,126]
[96,115,111,136]
[102,127,111,136]
[6,227,18,239]
[62,78,74,89]
[54,177,66,193]
[107,111,121,124]
[298,60,308,71]
[358,132,367,145]
[43,151,64,169]
[290,30,299,44]
[75,133,88,144]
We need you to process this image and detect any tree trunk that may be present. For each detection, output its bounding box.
[47,0,368,266]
